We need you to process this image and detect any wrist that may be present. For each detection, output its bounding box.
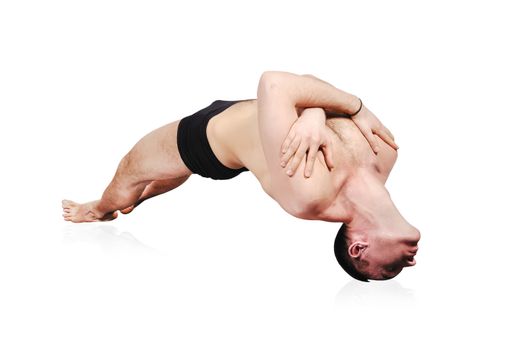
[301,107,326,118]
[348,95,363,116]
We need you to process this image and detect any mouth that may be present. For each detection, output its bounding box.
[405,248,417,261]
[404,247,418,266]
[405,256,416,266]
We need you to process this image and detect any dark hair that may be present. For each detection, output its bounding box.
[334,223,370,282]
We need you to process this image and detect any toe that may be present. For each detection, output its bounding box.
[62,199,75,208]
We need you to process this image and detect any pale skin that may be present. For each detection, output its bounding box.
[63,71,420,280]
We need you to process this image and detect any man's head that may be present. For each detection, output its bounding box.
[334,221,420,282]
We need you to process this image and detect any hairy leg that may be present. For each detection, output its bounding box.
[120,176,190,214]
[63,120,192,223]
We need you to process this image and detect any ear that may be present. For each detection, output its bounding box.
[348,241,368,258]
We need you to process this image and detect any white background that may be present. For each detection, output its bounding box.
[1,0,526,348]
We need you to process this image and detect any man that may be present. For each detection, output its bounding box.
[62,71,420,281]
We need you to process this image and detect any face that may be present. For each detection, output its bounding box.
[363,229,420,280]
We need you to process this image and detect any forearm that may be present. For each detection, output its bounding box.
[301,74,335,87]
[261,71,361,115]
[300,75,357,119]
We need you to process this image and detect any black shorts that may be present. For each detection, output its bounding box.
[177,99,251,180]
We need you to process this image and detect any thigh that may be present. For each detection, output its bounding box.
[125,120,193,182]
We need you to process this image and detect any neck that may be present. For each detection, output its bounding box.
[340,168,420,245]
[341,168,402,231]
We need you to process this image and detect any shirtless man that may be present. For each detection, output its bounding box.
[62,71,420,281]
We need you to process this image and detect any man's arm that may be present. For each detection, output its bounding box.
[257,71,353,217]
[293,74,353,116]
[293,72,398,153]
[301,74,368,118]
[266,71,362,114]
[301,74,335,87]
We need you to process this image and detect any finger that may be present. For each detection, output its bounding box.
[281,132,295,154]
[367,132,380,154]
[379,126,396,146]
[287,141,309,176]
[304,144,318,178]
[280,136,301,167]
[281,136,301,165]
[380,129,399,150]
[322,142,335,170]
[376,129,399,150]
[355,121,378,153]
[385,127,394,141]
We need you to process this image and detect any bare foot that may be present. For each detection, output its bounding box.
[62,200,118,223]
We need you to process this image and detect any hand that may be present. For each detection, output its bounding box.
[280,108,335,178]
[351,104,398,153]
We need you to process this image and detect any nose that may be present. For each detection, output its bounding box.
[406,227,421,246]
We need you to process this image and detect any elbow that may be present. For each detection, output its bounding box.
[258,70,298,98]
[260,70,287,81]
[257,71,283,97]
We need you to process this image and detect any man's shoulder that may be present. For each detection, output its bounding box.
[292,167,348,221]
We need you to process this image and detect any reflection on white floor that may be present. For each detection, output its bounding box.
[335,278,415,307]
[62,224,157,255]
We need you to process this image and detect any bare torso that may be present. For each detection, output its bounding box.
[206,99,397,221]
[206,99,270,187]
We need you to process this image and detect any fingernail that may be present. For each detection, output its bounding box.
[374,147,379,153]
[287,169,292,176]
[280,162,285,167]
